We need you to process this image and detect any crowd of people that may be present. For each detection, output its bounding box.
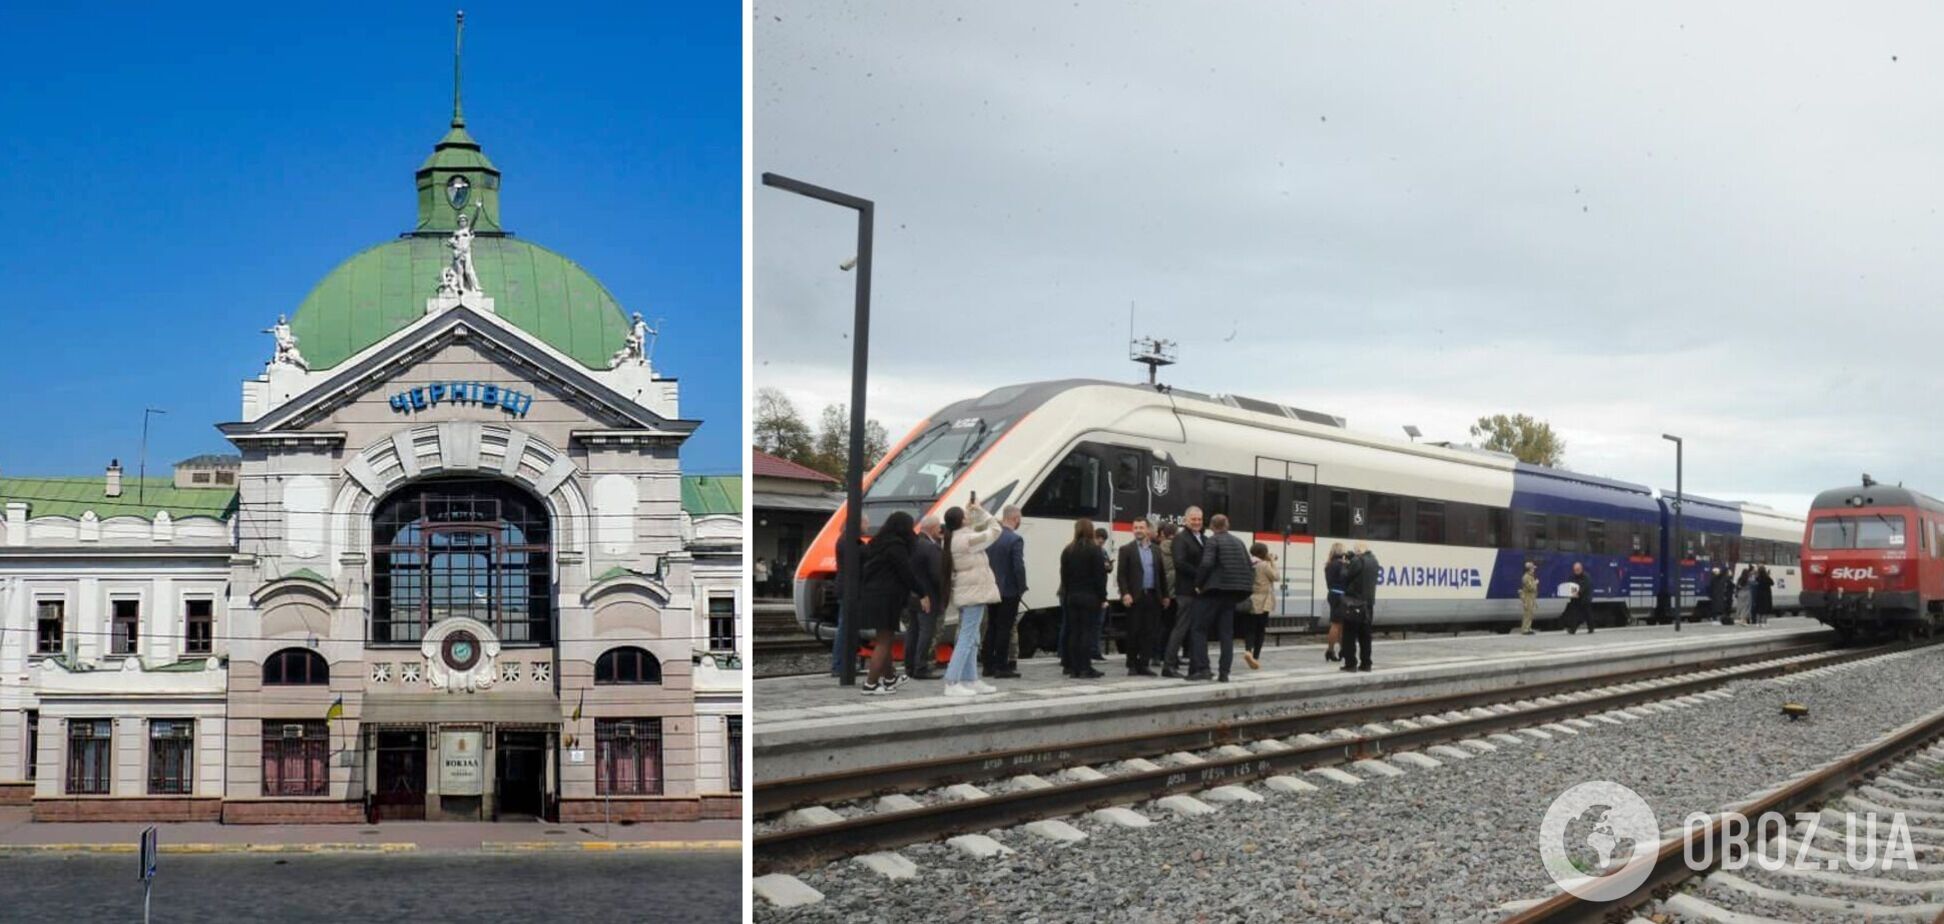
[831,502,1386,695]
[824,504,1787,696]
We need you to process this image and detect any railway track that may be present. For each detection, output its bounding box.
[1503,675,1944,923]
[755,639,1921,876]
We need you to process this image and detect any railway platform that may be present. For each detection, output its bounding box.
[754,617,1834,785]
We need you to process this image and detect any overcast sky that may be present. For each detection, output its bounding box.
[754,2,1944,515]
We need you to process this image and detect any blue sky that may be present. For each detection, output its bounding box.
[0,2,741,477]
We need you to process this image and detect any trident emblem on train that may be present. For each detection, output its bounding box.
[1149,466,1170,496]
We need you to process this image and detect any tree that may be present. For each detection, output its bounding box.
[754,387,814,463]
[813,403,890,480]
[1469,413,1566,467]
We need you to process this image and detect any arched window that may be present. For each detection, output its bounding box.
[370,478,552,645]
[595,647,661,684]
[263,648,330,685]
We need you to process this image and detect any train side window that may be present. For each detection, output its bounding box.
[1488,508,1510,549]
[1368,493,1401,542]
[1115,452,1141,496]
[1554,515,1582,553]
[1201,476,1231,521]
[1328,490,1350,537]
[1416,501,1446,545]
[1522,512,1549,551]
[1260,479,1282,535]
[1023,450,1103,519]
[1585,519,1606,555]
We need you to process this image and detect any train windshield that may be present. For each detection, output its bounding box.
[868,416,1011,502]
[1809,514,1906,550]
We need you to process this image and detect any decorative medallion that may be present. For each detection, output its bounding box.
[420,617,501,694]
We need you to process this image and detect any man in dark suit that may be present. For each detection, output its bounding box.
[903,514,944,679]
[1163,506,1206,678]
[982,505,1028,678]
[1116,516,1169,676]
[1190,514,1253,681]
[1339,541,1379,672]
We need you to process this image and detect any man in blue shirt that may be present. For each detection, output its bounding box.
[1116,517,1170,676]
[982,505,1028,678]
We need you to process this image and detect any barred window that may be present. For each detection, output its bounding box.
[111,599,140,655]
[261,721,329,796]
[728,717,742,793]
[35,600,63,655]
[148,720,194,795]
[263,649,329,685]
[595,719,663,795]
[25,710,38,782]
[707,597,736,653]
[66,719,112,795]
[185,599,213,655]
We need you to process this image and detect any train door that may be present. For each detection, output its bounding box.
[1256,458,1318,632]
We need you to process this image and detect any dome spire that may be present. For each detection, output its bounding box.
[451,10,465,129]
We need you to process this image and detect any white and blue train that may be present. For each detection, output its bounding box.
[792,380,1802,644]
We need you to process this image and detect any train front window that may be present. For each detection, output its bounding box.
[1809,515,1907,550]
[867,417,1010,501]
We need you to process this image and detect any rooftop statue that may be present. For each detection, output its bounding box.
[610,312,657,369]
[444,205,484,297]
[264,314,308,370]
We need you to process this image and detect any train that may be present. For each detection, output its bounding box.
[791,379,1803,648]
[1800,480,1944,641]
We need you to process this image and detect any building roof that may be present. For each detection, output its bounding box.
[175,453,241,468]
[752,449,839,484]
[681,474,742,516]
[0,476,237,521]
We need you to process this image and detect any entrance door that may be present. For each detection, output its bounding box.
[374,730,426,821]
[1255,458,1319,631]
[495,731,547,819]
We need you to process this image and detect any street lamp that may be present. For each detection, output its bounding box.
[760,172,874,687]
[1662,434,1683,631]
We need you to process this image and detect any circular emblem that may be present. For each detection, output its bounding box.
[442,631,481,672]
[446,174,471,209]
[1538,781,1661,901]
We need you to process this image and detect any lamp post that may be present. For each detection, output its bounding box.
[1662,434,1683,631]
[760,172,873,686]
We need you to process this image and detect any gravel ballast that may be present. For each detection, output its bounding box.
[756,647,1944,923]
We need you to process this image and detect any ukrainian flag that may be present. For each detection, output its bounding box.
[325,695,344,722]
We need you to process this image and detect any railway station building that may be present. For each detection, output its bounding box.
[0,68,742,823]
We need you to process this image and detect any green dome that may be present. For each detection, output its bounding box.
[288,235,630,371]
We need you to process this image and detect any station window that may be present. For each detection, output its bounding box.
[596,647,663,684]
[66,719,112,795]
[148,720,194,795]
[262,721,330,796]
[25,711,38,781]
[35,600,63,655]
[184,599,213,655]
[596,719,664,795]
[263,649,330,685]
[1367,494,1401,541]
[110,599,139,656]
[707,597,737,653]
[728,717,742,793]
[1415,502,1446,545]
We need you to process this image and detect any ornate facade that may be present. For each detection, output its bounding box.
[0,51,742,823]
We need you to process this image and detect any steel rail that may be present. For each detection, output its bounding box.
[754,640,1919,874]
[1503,672,1944,923]
[756,641,1833,815]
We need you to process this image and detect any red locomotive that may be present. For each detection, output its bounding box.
[1801,478,1944,642]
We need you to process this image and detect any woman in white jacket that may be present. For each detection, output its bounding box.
[939,497,1004,696]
